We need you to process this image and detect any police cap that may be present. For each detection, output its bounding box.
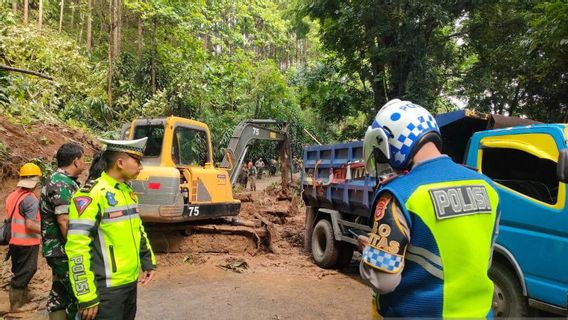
[98,137,148,159]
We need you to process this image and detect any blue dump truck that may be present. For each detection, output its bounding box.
[302,110,568,317]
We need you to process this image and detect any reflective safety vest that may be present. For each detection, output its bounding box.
[5,189,41,246]
[66,171,156,309]
[373,156,499,318]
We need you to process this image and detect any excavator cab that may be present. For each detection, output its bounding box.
[122,116,240,224]
[120,116,292,227]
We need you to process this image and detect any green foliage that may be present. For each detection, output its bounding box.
[290,56,373,142]
[459,1,568,121]
[296,0,466,112]
[0,24,106,128]
[0,140,8,160]
[2,0,567,160]
[1,0,326,153]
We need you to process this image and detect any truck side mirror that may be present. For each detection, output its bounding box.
[557,149,568,183]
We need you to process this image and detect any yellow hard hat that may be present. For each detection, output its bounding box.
[19,163,42,177]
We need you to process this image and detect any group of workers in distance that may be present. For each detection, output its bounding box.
[4,137,155,320]
[3,98,499,319]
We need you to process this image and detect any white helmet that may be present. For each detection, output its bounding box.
[364,99,441,174]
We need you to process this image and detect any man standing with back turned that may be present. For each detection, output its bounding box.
[66,137,156,320]
[359,99,500,318]
[5,163,42,313]
[41,142,86,320]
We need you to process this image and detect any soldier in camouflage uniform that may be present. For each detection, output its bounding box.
[40,143,86,320]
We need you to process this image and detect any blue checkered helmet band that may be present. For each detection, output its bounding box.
[371,100,440,169]
[389,113,439,168]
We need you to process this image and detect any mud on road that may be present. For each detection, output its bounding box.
[0,175,370,319]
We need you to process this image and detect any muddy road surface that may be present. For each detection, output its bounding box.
[137,259,369,319]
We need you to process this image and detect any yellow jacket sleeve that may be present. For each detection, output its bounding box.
[139,223,157,271]
[65,193,100,309]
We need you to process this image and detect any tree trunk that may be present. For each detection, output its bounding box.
[107,0,114,107]
[114,0,122,58]
[151,18,157,93]
[279,137,291,193]
[23,0,29,25]
[58,0,65,32]
[137,14,143,61]
[86,0,92,53]
[12,0,17,15]
[112,0,120,59]
[70,0,76,29]
[38,0,44,29]
[77,8,84,43]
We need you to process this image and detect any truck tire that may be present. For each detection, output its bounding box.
[489,262,528,317]
[311,219,341,269]
[304,207,317,254]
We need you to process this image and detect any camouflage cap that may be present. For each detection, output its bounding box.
[98,137,148,159]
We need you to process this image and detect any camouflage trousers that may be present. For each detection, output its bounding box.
[46,257,78,318]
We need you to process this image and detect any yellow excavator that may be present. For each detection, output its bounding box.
[120,116,291,227]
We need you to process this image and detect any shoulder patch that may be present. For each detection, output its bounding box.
[362,245,404,273]
[106,192,118,206]
[80,179,98,193]
[374,194,392,221]
[73,197,92,216]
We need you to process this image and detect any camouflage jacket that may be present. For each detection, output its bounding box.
[40,168,80,258]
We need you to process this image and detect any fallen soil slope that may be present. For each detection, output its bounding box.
[0,116,98,212]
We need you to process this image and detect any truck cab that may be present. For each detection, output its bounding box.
[438,111,568,316]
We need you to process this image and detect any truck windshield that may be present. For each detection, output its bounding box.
[172,126,209,166]
[133,125,164,157]
[482,147,558,204]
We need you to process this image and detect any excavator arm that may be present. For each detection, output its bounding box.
[220,119,291,186]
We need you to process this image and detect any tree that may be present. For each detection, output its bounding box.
[38,0,44,30]
[87,0,92,52]
[23,0,29,24]
[59,0,65,32]
[113,0,121,59]
[136,11,143,60]
[459,1,568,122]
[297,1,468,112]
[108,0,114,107]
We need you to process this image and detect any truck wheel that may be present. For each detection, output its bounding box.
[304,207,317,254]
[489,262,528,317]
[311,219,340,269]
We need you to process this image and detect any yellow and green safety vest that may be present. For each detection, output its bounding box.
[65,171,156,309]
[372,156,499,318]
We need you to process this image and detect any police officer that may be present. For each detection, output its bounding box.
[65,138,156,320]
[40,143,86,320]
[359,99,500,318]
[4,163,42,313]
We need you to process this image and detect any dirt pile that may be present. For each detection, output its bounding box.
[0,117,98,211]
[0,116,100,316]
[151,181,307,264]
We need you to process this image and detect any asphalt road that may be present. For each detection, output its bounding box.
[137,264,370,320]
